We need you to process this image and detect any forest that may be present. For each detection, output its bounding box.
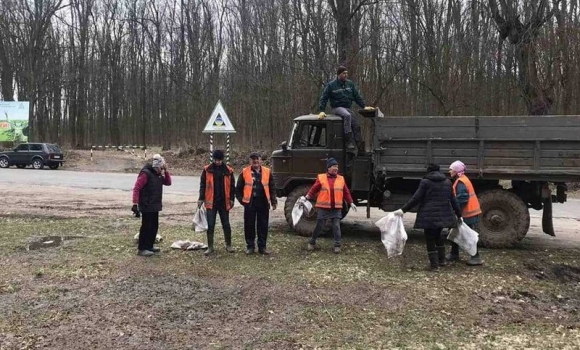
[0,0,576,149]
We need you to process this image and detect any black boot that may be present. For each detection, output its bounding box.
[427,251,439,271]
[344,133,356,154]
[205,232,215,256]
[436,246,447,267]
[356,140,365,155]
[446,242,460,262]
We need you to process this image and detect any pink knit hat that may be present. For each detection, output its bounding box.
[449,160,465,176]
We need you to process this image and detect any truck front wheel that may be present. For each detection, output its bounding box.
[478,189,530,248]
[284,185,350,237]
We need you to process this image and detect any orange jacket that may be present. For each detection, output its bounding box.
[452,175,482,218]
[203,164,234,211]
[241,166,271,204]
[315,173,345,209]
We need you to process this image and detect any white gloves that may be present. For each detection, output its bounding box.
[350,203,357,212]
[393,209,404,216]
[298,196,307,204]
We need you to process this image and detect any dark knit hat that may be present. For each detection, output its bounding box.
[326,157,339,168]
[337,66,348,75]
[427,163,440,172]
[212,149,224,160]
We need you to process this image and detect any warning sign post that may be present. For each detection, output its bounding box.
[203,101,236,163]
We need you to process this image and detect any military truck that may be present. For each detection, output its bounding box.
[270,111,580,248]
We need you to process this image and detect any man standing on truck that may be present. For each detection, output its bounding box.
[300,157,356,254]
[236,152,277,255]
[132,154,172,256]
[447,160,484,266]
[318,65,374,154]
[198,149,236,256]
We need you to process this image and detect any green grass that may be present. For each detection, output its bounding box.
[1,216,580,349]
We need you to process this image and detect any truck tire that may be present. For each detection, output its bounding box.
[478,189,530,248]
[284,185,350,237]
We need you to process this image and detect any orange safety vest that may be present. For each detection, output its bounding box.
[241,166,271,204]
[452,175,482,218]
[315,174,345,209]
[204,164,234,211]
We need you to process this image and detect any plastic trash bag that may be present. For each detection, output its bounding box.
[170,240,208,250]
[192,206,208,232]
[133,232,162,243]
[375,212,408,258]
[292,199,313,227]
[447,222,479,256]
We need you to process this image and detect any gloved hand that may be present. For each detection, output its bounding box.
[131,204,140,218]
[364,106,375,111]
[393,209,404,216]
[350,203,357,212]
[457,217,463,225]
[298,196,307,204]
[197,200,204,208]
[272,203,277,210]
[318,112,326,120]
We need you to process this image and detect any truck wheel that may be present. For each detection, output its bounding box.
[478,189,530,248]
[285,185,318,237]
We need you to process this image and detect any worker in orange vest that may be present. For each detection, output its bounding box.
[235,152,277,255]
[447,160,483,266]
[300,158,356,254]
[198,150,236,256]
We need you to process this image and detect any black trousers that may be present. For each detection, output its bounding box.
[244,199,269,250]
[206,205,232,246]
[424,228,444,252]
[138,211,159,250]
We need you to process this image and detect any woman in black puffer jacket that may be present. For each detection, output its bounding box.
[394,163,462,271]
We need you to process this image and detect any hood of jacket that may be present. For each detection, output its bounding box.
[424,171,447,182]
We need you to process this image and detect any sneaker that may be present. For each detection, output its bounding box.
[245,248,255,255]
[467,255,483,266]
[225,245,235,253]
[204,248,215,256]
[150,246,161,253]
[333,247,341,254]
[258,249,270,255]
[307,243,316,251]
[137,250,154,257]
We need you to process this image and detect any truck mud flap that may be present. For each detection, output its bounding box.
[542,197,555,236]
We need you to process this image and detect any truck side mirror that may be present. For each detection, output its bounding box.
[280,141,288,151]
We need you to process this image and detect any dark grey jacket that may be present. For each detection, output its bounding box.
[402,171,462,229]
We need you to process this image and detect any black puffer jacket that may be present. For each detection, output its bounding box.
[401,171,461,229]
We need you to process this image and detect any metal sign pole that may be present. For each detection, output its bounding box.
[209,133,213,162]
[226,133,231,164]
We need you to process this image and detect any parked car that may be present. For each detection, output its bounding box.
[0,143,64,170]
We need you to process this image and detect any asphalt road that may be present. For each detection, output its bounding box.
[2,168,579,218]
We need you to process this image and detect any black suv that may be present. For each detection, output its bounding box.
[0,143,64,170]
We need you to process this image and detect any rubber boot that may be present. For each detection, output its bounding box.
[427,251,439,271]
[446,242,460,262]
[224,232,234,253]
[436,246,447,267]
[204,232,215,256]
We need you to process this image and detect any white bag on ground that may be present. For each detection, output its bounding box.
[170,240,208,250]
[291,200,313,227]
[192,206,208,232]
[447,222,479,256]
[375,213,408,258]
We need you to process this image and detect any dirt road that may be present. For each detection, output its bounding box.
[1,168,579,249]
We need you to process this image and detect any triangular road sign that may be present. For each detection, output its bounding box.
[203,100,236,133]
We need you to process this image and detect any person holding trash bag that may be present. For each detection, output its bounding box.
[132,154,172,256]
[198,149,236,256]
[447,160,483,266]
[300,157,356,254]
[393,163,462,270]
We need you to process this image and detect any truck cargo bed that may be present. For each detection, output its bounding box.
[373,115,580,181]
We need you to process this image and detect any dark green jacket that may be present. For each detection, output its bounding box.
[319,78,365,112]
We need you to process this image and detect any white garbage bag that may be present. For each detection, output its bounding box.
[375,212,408,258]
[447,222,479,256]
[192,206,208,232]
[292,199,313,227]
[170,240,208,250]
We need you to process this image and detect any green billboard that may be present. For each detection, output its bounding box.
[0,101,29,142]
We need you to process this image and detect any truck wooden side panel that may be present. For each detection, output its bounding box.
[373,116,580,181]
